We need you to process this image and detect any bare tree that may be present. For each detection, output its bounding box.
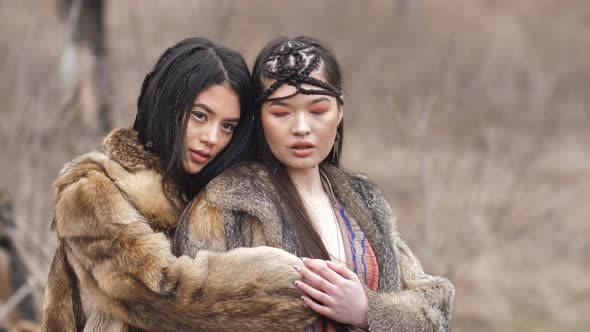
[58,0,111,133]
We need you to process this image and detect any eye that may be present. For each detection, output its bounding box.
[191,111,206,122]
[270,108,290,117]
[310,108,329,115]
[221,123,236,133]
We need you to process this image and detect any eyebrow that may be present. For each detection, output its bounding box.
[307,97,331,106]
[268,97,331,108]
[193,103,240,123]
[268,100,291,108]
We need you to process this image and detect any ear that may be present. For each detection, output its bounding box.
[337,105,344,126]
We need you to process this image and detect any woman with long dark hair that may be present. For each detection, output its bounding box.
[42,37,312,332]
[176,36,455,331]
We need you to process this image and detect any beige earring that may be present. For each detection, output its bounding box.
[332,132,340,163]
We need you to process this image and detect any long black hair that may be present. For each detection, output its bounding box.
[133,37,254,200]
[252,36,344,261]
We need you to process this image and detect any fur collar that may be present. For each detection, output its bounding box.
[56,127,183,232]
[102,127,163,172]
[205,162,286,248]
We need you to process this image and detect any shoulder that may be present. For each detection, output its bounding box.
[54,127,166,200]
[54,128,135,191]
[177,162,279,255]
[323,164,389,207]
[206,161,272,190]
[348,174,393,219]
[203,161,276,211]
[322,164,397,228]
[53,150,112,199]
[51,150,125,235]
[348,172,385,200]
[181,162,281,239]
[52,128,167,229]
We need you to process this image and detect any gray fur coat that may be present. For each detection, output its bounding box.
[175,162,455,331]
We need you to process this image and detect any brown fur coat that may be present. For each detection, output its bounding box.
[42,128,313,332]
[175,162,455,332]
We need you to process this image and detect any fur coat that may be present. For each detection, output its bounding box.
[175,162,455,332]
[42,128,313,332]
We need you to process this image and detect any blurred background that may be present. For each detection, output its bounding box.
[1,0,589,331]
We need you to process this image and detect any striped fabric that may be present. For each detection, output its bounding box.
[305,200,380,332]
[339,202,380,291]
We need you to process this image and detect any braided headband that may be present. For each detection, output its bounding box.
[257,41,343,105]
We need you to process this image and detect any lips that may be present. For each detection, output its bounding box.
[189,149,211,164]
[289,141,314,157]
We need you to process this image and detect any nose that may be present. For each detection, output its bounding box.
[200,125,218,146]
[292,112,311,136]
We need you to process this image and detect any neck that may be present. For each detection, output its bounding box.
[286,165,324,199]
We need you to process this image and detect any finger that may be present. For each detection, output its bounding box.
[293,264,323,290]
[296,264,336,294]
[300,296,332,317]
[302,258,342,285]
[326,260,358,280]
[294,280,333,307]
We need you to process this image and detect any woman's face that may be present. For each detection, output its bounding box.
[261,72,342,172]
[183,83,240,174]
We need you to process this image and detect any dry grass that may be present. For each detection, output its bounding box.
[1,0,588,330]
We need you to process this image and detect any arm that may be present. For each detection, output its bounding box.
[174,193,316,329]
[349,175,455,332]
[365,224,455,332]
[54,168,313,332]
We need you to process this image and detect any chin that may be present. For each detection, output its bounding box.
[186,163,205,175]
[282,158,321,170]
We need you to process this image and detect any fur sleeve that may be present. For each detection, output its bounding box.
[174,192,228,257]
[174,194,316,330]
[53,167,314,332]
[366,234,455,332]
[349,175,455,332]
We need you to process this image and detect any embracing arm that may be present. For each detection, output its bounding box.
[174,193,316,329]
[52,168,312,332]
[366,232,455,332]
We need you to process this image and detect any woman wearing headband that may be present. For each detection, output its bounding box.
[176,36,455,331]
[43,37,312,332]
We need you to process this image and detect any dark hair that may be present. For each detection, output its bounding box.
[133,37,254,200]
[252,36,344,260]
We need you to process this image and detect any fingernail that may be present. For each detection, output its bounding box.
[293,265,300,271]
[301,257,308,261]
[294,281,301,287]
[326,260,334,265]
[300,296,306,301]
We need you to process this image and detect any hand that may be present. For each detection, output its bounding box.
[293,258,369,329]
